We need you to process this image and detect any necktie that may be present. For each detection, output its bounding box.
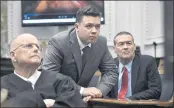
[82,46,90,72]
[118,66,128,99]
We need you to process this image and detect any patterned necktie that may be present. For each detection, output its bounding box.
[82,46,90,71]
[118,66,128,99]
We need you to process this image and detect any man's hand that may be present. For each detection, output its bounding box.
[83,96,92,104]
[82,87,102,98]
[43,99,55,108]
[1,89,8,103]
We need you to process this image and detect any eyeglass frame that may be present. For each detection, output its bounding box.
[11,43,42,52]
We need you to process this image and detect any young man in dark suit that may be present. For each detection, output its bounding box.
[1,33,85,107]
[108,31,161,100]
[42,5,118,100]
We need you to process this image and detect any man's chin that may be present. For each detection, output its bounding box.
[29,61,40,66]
[88,40,96,44]
[121,56,132,61]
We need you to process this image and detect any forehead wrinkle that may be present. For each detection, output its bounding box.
[10,33,38,52]
[116,35,134,43]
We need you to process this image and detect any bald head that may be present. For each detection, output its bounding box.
[10,33,38,52]
[9,33,41,78]
[10,33,41,72]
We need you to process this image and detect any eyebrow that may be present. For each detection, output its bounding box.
[117,41,133,43]
[84,22,100,25]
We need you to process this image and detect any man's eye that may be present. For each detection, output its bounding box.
[86,25,92,29]
[127,42,132,45]
[118,43,123,46]
[118,43,122,46]
[95,25,100,29]
[26,44,33,48]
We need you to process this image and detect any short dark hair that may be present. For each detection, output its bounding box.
[113,31,134,45]
[76,5,101,23]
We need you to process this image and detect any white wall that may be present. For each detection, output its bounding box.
[6,1,164,58]
[107,1,164,58]
[142,1,164,58]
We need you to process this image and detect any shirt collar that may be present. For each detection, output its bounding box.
[14,70,41,88]
[76,31,91,51]
[119,60,133,73]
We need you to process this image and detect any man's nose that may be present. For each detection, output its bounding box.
[91,26,97,33]
[33,45,39,53]
[123,43,128,48]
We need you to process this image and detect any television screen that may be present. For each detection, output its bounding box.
[21,1,105,27]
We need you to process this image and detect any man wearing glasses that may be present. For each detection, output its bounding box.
[1,33,85,107]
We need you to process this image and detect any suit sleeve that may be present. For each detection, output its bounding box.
[52,74,86,107]
[96,38,119,96]
[42,36,82,92]
[128,57,162,100]
[42,37,64,73]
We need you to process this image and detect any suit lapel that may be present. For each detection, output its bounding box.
[69,28,82,77]
[131,55,140,93]
[8,74,33,91]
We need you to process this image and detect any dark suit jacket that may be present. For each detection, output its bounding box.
[42,28,118,96]
[108,54,162,100]
[1,70,85,107]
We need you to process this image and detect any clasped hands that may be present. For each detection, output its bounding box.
[82,87,103,103]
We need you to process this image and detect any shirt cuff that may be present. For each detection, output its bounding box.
[80,87,84,95]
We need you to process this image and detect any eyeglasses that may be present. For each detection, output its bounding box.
[12,43,42,52]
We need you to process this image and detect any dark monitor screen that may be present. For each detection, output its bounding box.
[21,1,105,27]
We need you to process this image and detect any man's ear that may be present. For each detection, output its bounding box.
[10,51,16,62]
[74,23,79,31]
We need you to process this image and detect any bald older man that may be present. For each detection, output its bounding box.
[1,33,85,107]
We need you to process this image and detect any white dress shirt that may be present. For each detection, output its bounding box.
[76,32,91,95]
[14,70,41,89]
[76,32,91,55]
